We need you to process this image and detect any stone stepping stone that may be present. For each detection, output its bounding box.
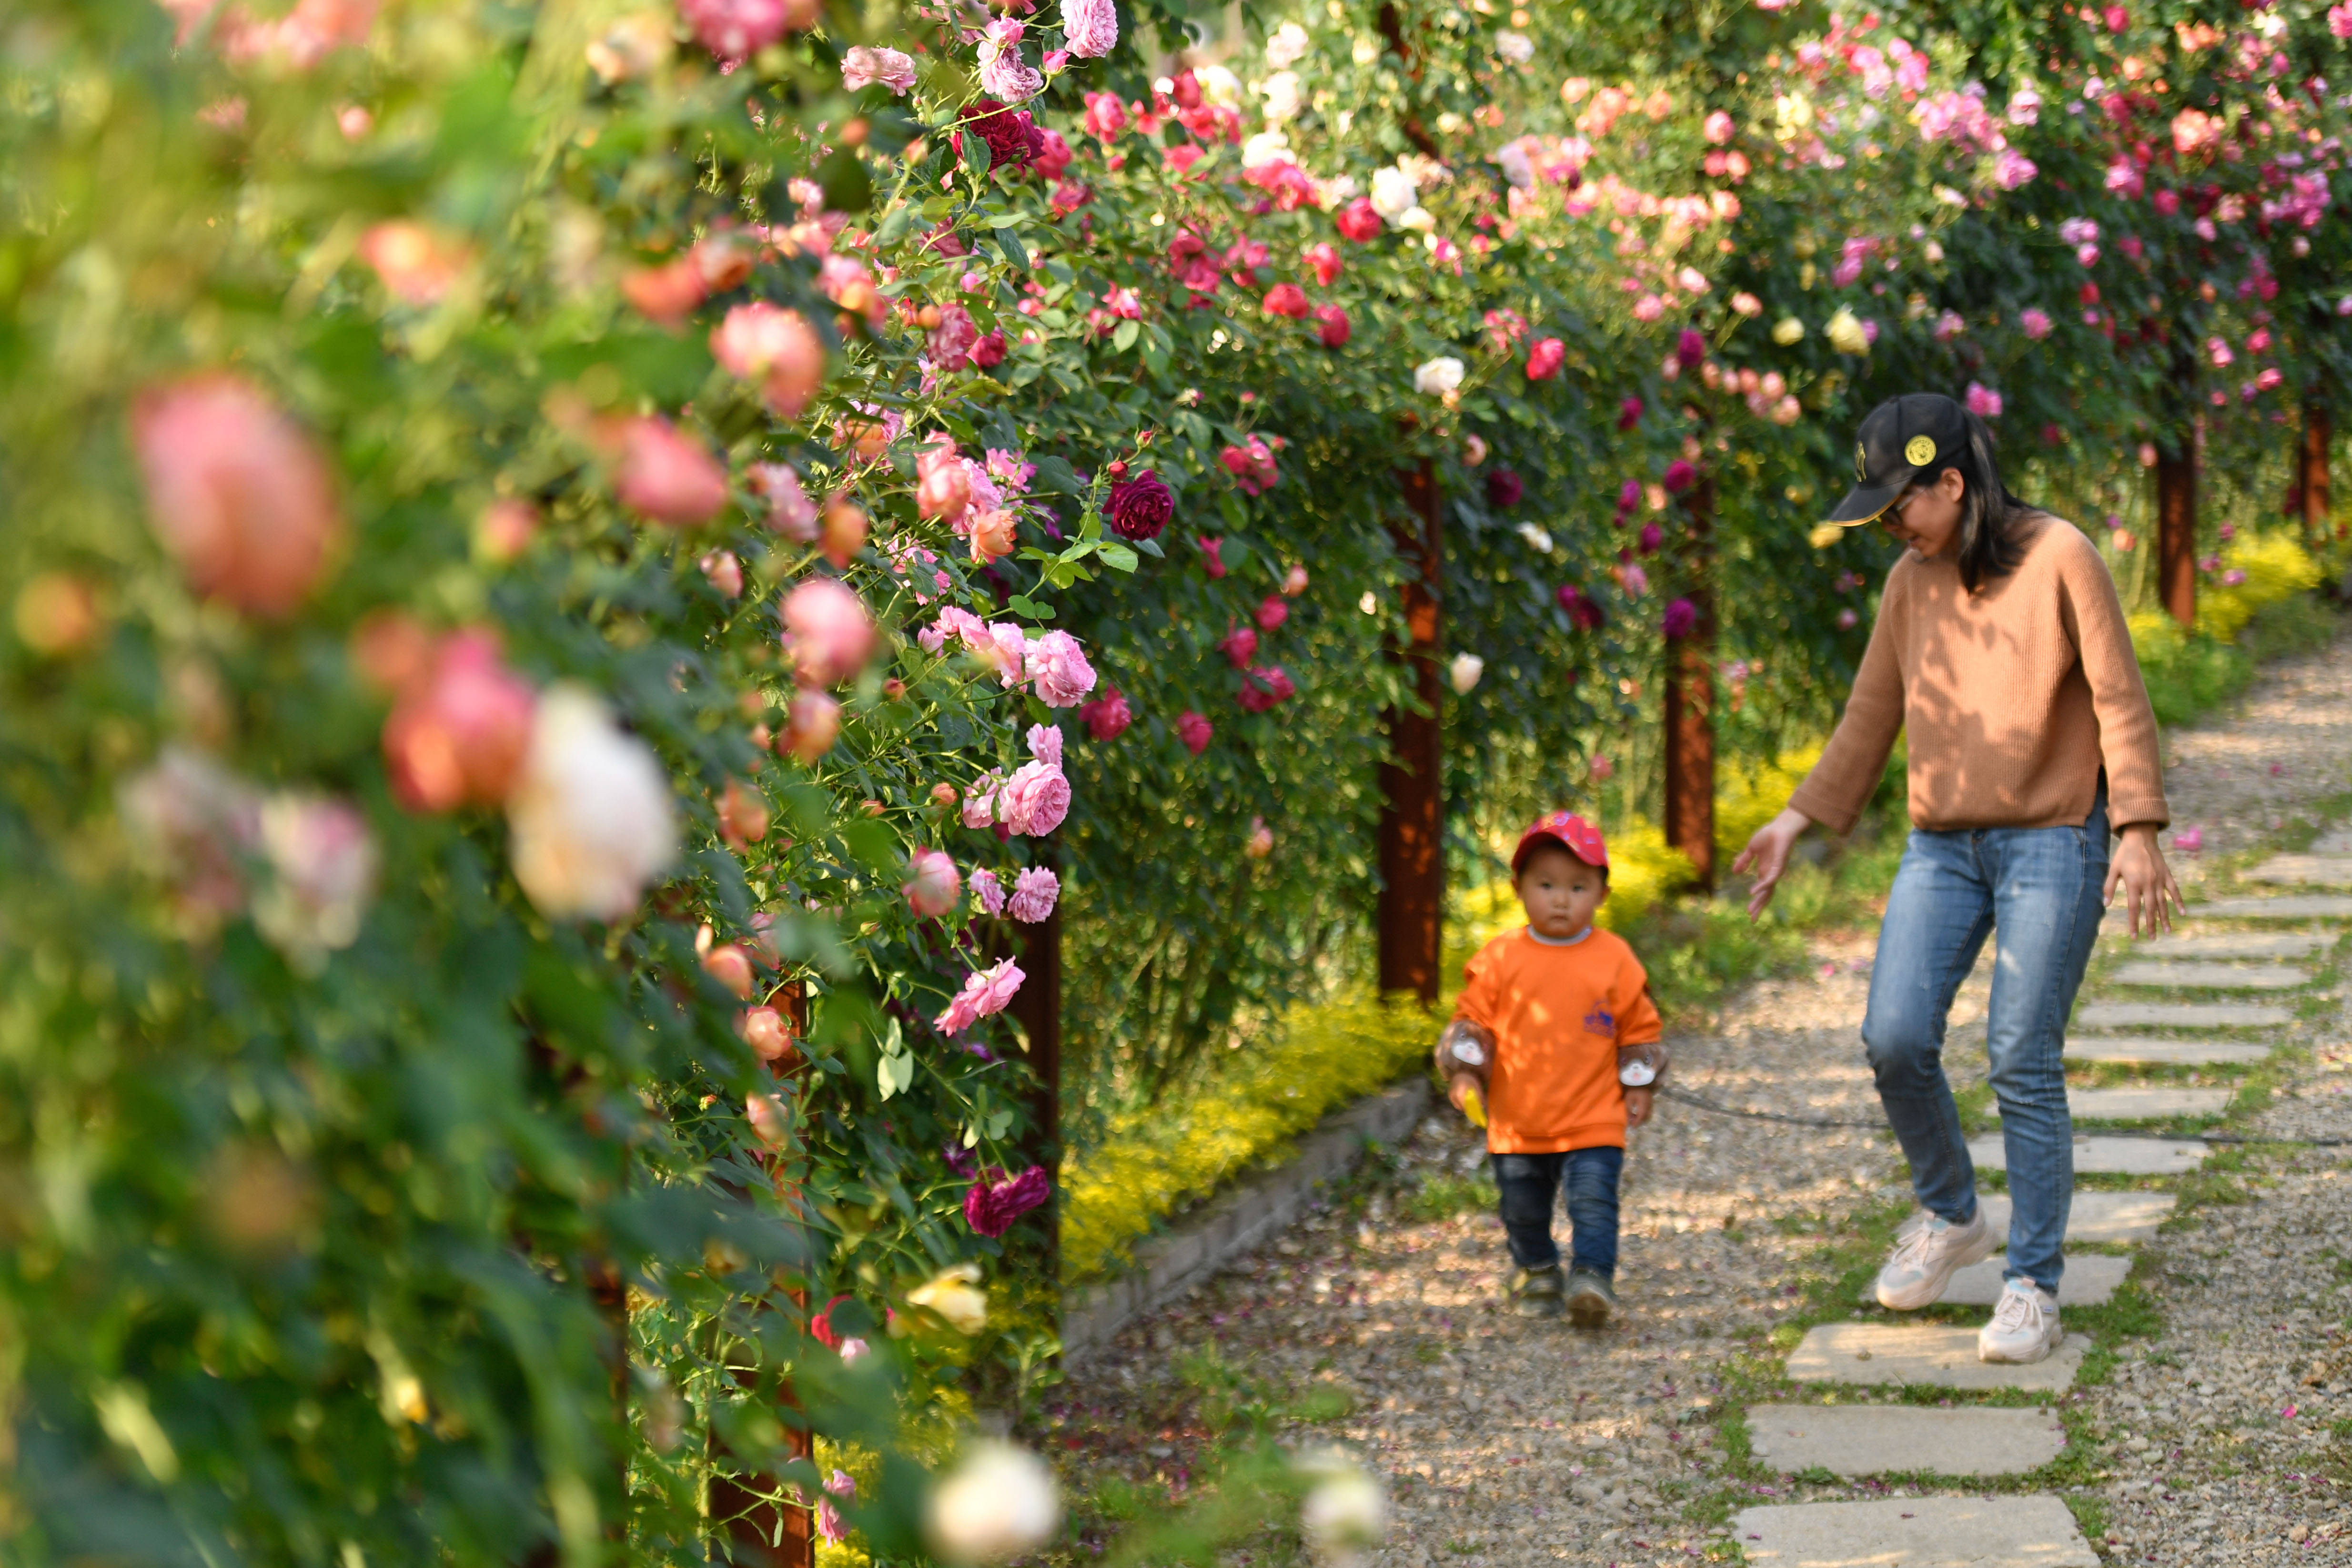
[2115,930,2329,959]
[1979,1190,2175,1243]
[2245,854,2352,888]
[2063,1035,2269,1066]
[2067,1085,2231,1120]
[1967,1133,2207,1174]
[2193,894,2352,920]
[2074,1000,2290,1029]
[1745,1403,2068,1477]
[2106,960,2309,990]
[1938,1253,2131,1307]
[1732,1494,2099,1566]
[1786,1323,2089,1391]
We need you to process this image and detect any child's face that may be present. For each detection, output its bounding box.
[1514,845,1607,938]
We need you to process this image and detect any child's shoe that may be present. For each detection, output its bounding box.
[1564,1269,1617,1328]
[1506,1265,1565,1317]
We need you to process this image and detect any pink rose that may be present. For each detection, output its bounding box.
[382,629,537,813]
[1662,459,1697,494]
[934,958,1025,1033]
[711,303,826,418]
[781,578,877,687]
[2020,307,2053,340]
[357,221,466,306]
[998,760,1071,836]
[1335,198,1383,243]
[1315,305,1352,349]
[929,303,982,371]
[917,436,972,524]
[1283,564,1310,597]
[982,622,1028,686]
[1079,686,1132,741]
[1703,110,1735,144]
[1244,816,1273,858]
[1964,381,2003,419]
[680,0,811,60]
[750,463,819,540]
[1026,723,1063,766]
[1236,665,1295,713]
[777,689,841,763]
[1662,597,1699,639]
[1524,338,1566,380]
[904,848,962,916]
[1034,128,1074,179]
[700,549,743,597]
[703,943,757,999]
[1009,866,1060,923]
[1263,282,1311,319]
[614,415,728,526]
[131,373,345,618]
[1083,91,1127,139]
[970,866,1006,915]
[842,44,917,93]
[1177,710,1213,755]
[746,1092,790,1146]
[740,1005,794,1062]
[962,775,1002,831]
[1024,629,1098,706]
[1060,0,1117,57]
[962,1164,1051,1235]
[1219,626,1259,667]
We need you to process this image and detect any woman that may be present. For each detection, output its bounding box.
[1734,393,2181,1367]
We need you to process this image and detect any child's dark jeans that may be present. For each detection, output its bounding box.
[1491,1147,1624,1278]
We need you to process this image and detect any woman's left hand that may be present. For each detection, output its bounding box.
[2105,823,2184,937]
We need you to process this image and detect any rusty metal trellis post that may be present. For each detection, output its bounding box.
[1377,460,1444,1004]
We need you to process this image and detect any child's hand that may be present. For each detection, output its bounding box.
[1624,1086,1655,1129]
[1448,1073,1487,1127]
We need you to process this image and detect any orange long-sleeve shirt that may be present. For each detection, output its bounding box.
[1452,926,1662,1153]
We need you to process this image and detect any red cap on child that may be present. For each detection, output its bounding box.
[1511,809,1609,874]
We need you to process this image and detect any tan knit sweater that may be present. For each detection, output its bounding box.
[1788,514,2169,836]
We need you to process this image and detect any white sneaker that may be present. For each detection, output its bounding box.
[1978,1277,2063,1364]
[1872,1209,1995,1310]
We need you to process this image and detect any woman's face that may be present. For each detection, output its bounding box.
[1880,466,1967,558]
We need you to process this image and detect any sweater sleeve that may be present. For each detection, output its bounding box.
[2058,532,2170,830]
[1786,565,1908,835]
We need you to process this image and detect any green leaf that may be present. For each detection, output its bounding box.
[838,819,901,877]
[1097,541,1140,573]
[994,228,1029,271]
[1006,595,1056,619]
[961,130,992,176]
[817,148,872,212]
[1031,455,1082,494]
[1112,319,1141,353]
[878,1051,915,1101]
[874,204,915,248]
[1131,534,1166,558]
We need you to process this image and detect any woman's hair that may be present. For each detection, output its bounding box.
[1921,409,2033,593]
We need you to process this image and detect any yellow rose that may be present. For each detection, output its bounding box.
[1771,316,1806,345]
[905,1262,989,1335]
[1825,308,1869,354]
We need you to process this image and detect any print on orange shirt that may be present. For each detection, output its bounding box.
[1450,925,1662,1153]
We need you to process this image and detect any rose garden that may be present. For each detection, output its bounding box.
[5,0,2352,1563]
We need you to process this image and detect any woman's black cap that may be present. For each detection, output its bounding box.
[1823,394,1969,526]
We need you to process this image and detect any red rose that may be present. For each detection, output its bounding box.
[1262,282,1311,318]
[1315,304,1352,348]
[1106,468,1174,540]
[1335,197,1383,242]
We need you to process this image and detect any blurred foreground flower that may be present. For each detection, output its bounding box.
[1413,356,1464,397]
[506,686,678,920]
[925,1439,1060,1562]
[1296,1449,1386,1565]
[1448,653,1484,694]
[132,373,345,618]
[904,1262,989,1335]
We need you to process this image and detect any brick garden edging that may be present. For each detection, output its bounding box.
[1060,1078,1431,1366]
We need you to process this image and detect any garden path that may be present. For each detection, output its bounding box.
[1048,629,2352,1568]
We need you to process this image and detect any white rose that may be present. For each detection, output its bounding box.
[925,1441,1062,1565]
[1317,174,1360,209]
[1260,69,1302,122]
[1265,20,1311,67]
[1413,356,1464,396]
[1494,29,1533,63]
[1369,163,1418,219]
[1351,34,1380,65]
[1196,63,1242,105]
[1241,130,1293,169]
[506,685,678,921]
[1448,653,1484,694]
[1516,521,1555,554]
[1399,206,1436,232]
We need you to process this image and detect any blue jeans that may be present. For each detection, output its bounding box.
[1862,794,2109,1293]
[1492,1147,1624,1277]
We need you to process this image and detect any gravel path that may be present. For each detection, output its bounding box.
[1046,625,2352,1568]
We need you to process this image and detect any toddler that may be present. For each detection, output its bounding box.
[1435,811,1666,1325]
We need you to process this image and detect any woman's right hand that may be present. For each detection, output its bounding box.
[1731,806,1814,920]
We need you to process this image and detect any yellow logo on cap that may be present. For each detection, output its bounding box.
[1904,435,1937,466]
[1854,442,1867,481]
